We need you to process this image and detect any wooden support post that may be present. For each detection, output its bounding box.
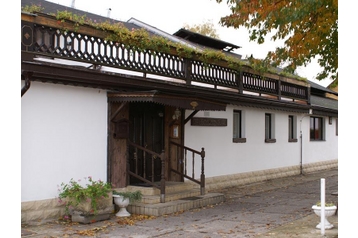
[200,147,205,195]
[238,71,243,94]
[184,58,192,85]
[160,150,166,203]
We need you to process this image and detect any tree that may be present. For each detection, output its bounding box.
[216,0,338,81]
[183,20,220,39]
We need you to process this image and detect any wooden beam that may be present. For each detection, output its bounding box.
[184,110,199,125]
[110,102,127,122]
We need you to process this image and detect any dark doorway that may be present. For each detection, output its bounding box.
[129,102,164,185]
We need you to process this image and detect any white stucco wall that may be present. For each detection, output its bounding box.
[303,117,338,164]
[184,105,338,179]
[21,81,108,202]
[21,80,338,201]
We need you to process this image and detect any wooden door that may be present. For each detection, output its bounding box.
[129,102,164,185]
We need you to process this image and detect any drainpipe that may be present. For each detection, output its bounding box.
[299,126,303,175]
[21,72,32,97]
[299,109,312,175]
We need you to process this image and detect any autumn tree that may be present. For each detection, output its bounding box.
[183,20,220,39]
[216,0,338,81]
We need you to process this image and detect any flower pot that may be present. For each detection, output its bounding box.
[113,195,131,217]
[58,177,114,223]
[67,193,114,223]
[312,205,337,229]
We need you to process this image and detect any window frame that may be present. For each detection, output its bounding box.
[233,110,246,143]
[310,116,324,141]
[265,113,276,143]
[288,115,298,142]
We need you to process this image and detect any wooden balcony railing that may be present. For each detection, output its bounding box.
[21,12,309,103]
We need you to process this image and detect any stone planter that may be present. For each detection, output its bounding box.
[68,193,114,224]
[113,195,130,217]
[312,205,337,229]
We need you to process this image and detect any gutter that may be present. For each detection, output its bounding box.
[21,72,32,97]
[299,109,313,175]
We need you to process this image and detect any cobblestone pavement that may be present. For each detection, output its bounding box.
[21,168,338,238]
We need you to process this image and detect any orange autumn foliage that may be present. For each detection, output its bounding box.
[216,0,338,81]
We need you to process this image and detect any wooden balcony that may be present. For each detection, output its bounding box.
[21,12,310,105]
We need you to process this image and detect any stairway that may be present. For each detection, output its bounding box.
[124,181,225,216]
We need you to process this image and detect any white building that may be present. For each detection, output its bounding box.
[21,0,338,223]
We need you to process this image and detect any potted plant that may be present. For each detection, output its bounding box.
[312,201,337,229]
[58,176,114,223]
[112,190,143,217]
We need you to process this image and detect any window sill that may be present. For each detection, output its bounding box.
[265,139,276,143]
[233,138,247,143]
[288,139,298,143]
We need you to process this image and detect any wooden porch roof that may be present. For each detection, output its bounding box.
[108,90,226,111]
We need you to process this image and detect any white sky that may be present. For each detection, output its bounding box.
[46,0,333,87]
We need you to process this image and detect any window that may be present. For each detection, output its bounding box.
[233,110,242,138]
[233,110,246,143]
[265,113,276,143]
[310,117,324,140]
[288,115,297,142]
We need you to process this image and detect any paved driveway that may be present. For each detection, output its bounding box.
[21,169,338,238]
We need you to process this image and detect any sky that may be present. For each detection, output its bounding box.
[45,0,333,87]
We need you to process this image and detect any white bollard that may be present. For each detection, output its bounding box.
[321,178,325,235]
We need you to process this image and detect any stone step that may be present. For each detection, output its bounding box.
[126,181,197,196]
[140,188,202,204]
[116,181,225,217]
[127,192,225,217]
